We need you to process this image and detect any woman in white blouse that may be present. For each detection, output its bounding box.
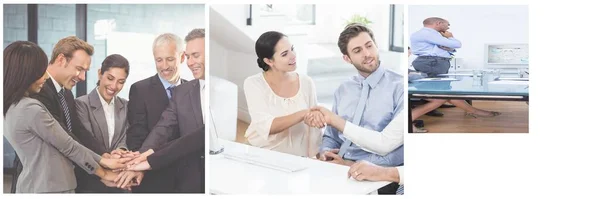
[243,31,322,157]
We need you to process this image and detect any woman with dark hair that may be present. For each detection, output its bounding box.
[3,41,126,193]
[74,54,143,192]
[243,31,323,157]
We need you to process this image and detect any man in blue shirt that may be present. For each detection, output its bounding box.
[410,17,462,77]
[317,23,403,168]
[315,23,403,195]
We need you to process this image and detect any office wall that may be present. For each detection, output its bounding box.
[3,4,27,48]
[408,5,528,69]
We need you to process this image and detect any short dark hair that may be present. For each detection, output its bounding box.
[97,54,130,86]
[4,41,49,116]
[337,23,376,55]
[185,28,205,43]
[255,31,287,71]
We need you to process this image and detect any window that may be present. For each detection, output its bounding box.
[249,4,315,26]
[389,4,404,52]
[3,4,28,48]
[86,4,205,100]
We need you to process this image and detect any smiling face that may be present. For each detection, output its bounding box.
[153,42,183,82]
[55,49,91,90]
[264,37,297,72]
[343,32,380,76]
[185,37,205,79]
[97,67,127,103]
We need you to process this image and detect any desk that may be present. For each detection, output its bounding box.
[210,139,391,194]
[408,76,529,133]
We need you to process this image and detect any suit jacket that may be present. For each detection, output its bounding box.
[140,80,205,193]
[10,78,106,192]
[73,88,129,192]
[4,97,101,193]
[127,74,186,193]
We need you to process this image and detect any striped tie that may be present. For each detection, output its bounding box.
[57,89,73,132]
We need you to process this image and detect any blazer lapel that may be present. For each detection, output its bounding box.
[189,80,203,128]
[112,97,126,147]
[89,90,110,149]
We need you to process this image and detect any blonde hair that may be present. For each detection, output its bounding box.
[50,36,94,64]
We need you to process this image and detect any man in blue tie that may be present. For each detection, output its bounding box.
[410,17,462,77]
[317,23,403,166]
[316,23,403,194]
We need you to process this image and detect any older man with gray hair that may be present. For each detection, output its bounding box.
[126,33,188,193]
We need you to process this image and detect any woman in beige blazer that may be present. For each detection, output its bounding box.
[3,41,127,193]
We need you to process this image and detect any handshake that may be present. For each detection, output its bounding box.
[303,106,336,129]
[97,149,156,190]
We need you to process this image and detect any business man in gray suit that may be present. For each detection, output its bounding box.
[74,54,145,192]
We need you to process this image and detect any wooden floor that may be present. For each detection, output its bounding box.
[416,101,529,133]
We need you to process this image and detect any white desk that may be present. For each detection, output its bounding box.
[210,139,391,194]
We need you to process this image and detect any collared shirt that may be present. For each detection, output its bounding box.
[47,72,63,93]
[96,88,116,147]
[199,79,206,124]
[320,64,404,167]
[410,27,462,58]
[158,75,182,98]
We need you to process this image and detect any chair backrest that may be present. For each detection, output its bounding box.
[209,76,238,142]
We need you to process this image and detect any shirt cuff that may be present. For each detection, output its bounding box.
[397,166,404,185]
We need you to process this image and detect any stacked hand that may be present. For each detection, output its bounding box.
[99,149,146,190]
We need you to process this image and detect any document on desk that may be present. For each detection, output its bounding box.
[223,151,308,173]
[413,77,459,82]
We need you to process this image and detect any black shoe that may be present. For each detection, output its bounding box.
[425,109,444,117]
[413,120,424,128]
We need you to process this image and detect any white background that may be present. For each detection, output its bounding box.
[408,5,528,69]
[2,0,600,199]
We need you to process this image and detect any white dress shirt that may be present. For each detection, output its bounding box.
[343,115,403,156]
[199,79,206,124]
[48,72,63,94]
[244,72,322,157]
[342,114,403,184]
[96,88,116,147]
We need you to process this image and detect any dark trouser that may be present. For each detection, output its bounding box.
[412,56,451,77]
[378,182,400,194]
[131,168,178,193]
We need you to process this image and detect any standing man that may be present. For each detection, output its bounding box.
[410,17,461,77]
[119,29,206,193]
[127,33,187,193]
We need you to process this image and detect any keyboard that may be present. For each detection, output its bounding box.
[223,151,308,173]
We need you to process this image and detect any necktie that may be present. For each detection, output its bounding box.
[57,89,73,132]
[339,81,370,158]
[167,86,175,99]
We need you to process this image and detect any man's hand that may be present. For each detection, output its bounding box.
[440,31,454,38]
[127,161,152,171]
[125,149,153,167]
[114,170,145,190]
[318,149,353,166]
[99,156,132,170]
[304,110,326,128]
[348,161,396,182]
[438,46,454,52]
